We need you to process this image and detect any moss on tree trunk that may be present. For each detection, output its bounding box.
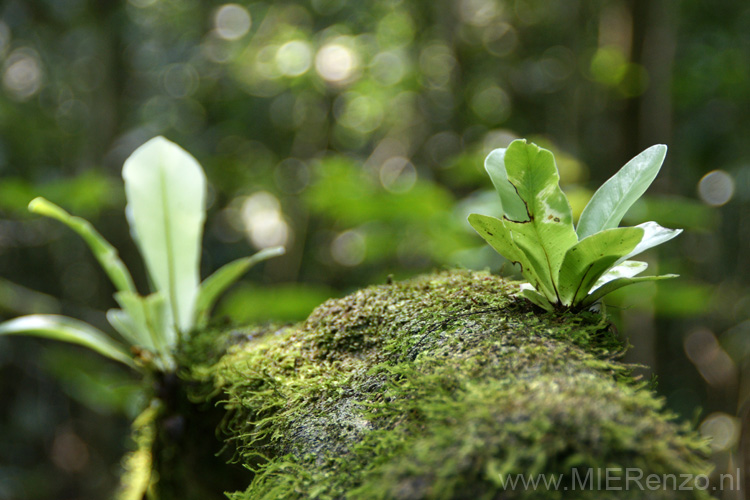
[147,271,710,499]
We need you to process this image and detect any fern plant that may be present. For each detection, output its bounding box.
[0,136,283,372]
[469,139,681,312]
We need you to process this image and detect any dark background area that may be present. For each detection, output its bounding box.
[0,0,748,498]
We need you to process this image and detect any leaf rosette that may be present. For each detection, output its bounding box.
[0,137,284,370]
[469,139,680,311]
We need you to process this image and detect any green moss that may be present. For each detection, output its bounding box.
[188,271,710,499]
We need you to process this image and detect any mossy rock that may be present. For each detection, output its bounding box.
[178,270,710,499]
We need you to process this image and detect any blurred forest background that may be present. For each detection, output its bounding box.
[0,0,748,498]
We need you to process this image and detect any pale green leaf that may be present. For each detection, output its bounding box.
[0,315,135,368]
[581,274,679,308]
[502,140,578,301]
[123,136,206,333]
[111,291,175,371]
[557,227,643,306]
[113,292,156,350]
[141,293,172,351]
[483,148,529,222]
[107,308,147,349]
[194,246,285,328]
[503,140,576,231]
[520,287,555,311]
[619,221,682,263]
[592,260,648,291]
[577,145,667,239]
[28,197,136,294]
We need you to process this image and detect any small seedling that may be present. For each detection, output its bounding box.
[469,139,680,312]
[0,136,283,372]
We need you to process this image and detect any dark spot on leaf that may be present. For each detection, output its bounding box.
[487,232,494,236]
[547,215,553,220]
[554,217,560,222]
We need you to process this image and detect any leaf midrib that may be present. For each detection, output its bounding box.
[520,146,563,303]
[158,160,180,332]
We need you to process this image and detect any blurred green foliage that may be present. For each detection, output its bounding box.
[0,0,749,498]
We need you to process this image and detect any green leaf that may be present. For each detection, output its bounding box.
[581,274,678,308]
[520,286,555,311]
[620,221,682,263]
[194,246,285,328]
[500,140,578,301]
[592,260,648,291]
[0,315,135,368]
[123,136,206,334]
[483,148,529,222]
[557,227,644,306]
[467,214,524,266]
[109,291,175,371]
[28,197,137,294]
[467,214,552,298]
[504,140,575,230]
[106,308,146,349]
[577,145,667,239]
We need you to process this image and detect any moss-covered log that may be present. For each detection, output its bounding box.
[168,271,710,499]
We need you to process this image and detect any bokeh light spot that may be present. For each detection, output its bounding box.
[380,157,417,193]
[214,4,252,41]
[202,35,233,63]
[482,23,517,57]
[240,192,290,249]
[2,48,43,101]
[470,85,511,124]
[162,63,199,98]
[376,12,415,48]
[337,93,383,134]
[370,51,407,86]
[459,0,501,26]
[276,40,313,77]
[255,44,283,80]
[589,46,627,85]
[700,413,740,452]
[419,44,455,88]
[331,230,366,266]
[698,170,734,206]
[315,42,358,84]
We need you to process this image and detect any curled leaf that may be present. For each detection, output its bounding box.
[0,315,135,368]
[581,274,678,308]
[592,260,648,291]
[194,246,285,328]
[620,221,682,263]
[28,197,137,294]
